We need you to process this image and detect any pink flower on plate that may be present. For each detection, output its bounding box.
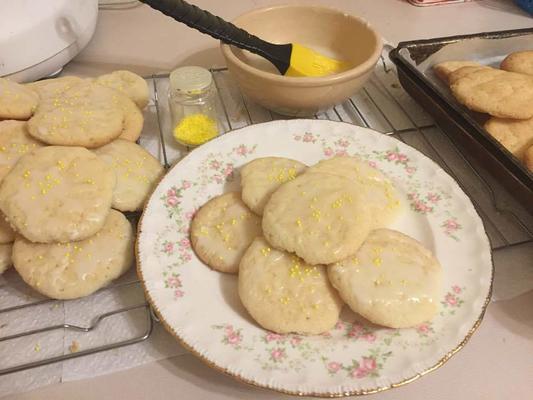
[181,252,192,262]
[361,356,377,372]
[444,219,460,230]
[167,188,177,197]
[362,333,376,343]
[405,166,416,175]
[179,238,191,249]
[452,285,462,294]
[182,180,191,189]
[426,192,441,203]
[386,152,398,161]
[351,367,368,379]
[266,333,283,342]
[174,289,184,298]
[214,175,224,184]
[445,293,458,306]
[210,160,221,169]
[227,332,241,345]
[166,196,179,207]
[167,276,181,288]
[224,325,234,334]
[164,242,174,254]
[397,153,408,163]
[347,324,364,338]
[324,147,334,157]
[185,210,196,220]
[236,145,247,155]
[327,362,342,373]
[270,348,285,362]
[417,323,430,334]
[335,321,345,330]
[223,164,234,177]
[367,161,377,168]
[290,336,302,346]
[302,133,314,142]
[335,149,348,157]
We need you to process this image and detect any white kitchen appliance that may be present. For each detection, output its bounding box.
[0,0,98,82]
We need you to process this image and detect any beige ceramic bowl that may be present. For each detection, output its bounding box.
[220,5,383,117]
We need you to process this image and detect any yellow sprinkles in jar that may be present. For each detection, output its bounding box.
[173,113,218,146]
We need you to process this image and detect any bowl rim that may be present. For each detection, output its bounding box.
[220,4,384,87]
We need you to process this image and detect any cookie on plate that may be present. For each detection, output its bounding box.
[262,172,372,265]
[0,243,12,274]
[328,229,442,328]
[26,76,84,99]
[27,81,124,148]
[0,120,45,181]
[432,61,481,83]
[96,70,149,109]
[93,139,164,211]
[524,145,533,172]
[500,50,533,76]
[239,236,343,335]
[0,146,116,243]
[0,78,39,120]
[190,192,261,274]
[307,156,401,228]
[240,157,307,215]
[0,212,15,244]
[117,95,144,142]
[12,210,133,299]
[450,67,533,119]
[484,117,533,159]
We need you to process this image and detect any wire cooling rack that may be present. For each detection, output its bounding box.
[0,53,531,377]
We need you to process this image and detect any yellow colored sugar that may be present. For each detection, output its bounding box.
[173,114,218,146]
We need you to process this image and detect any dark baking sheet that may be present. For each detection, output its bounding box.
[389,28,533,211]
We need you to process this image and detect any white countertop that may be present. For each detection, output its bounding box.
[7,1,533,399]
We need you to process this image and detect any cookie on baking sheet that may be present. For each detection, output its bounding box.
[93,139,164,212]
[0,212,15,244]
[27,81,124,148]
[307,156,401,228]
[190,192,261,274]
[0,120,45,181]
[12,210,133,299]
[0,146,116,243]
[450,67,533,119]
[117,94,144,142]
[447,66,491,85]
[484,117,533,160]
[262,172,372,265]
[0,243,12,274]
[432,61,481,83]
[524,145,533,172]
[328,229,443,328]
[240,157,307,216]
[239,237,343,335]
[500,50,533,76]
[96,70,149,109]
[0,78,39,120]
[26,76,85,99]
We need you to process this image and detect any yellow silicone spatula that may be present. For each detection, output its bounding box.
[140,0,349,77]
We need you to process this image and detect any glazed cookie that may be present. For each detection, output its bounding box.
[500,50,533,76]
[0,120,45,181]
[432,61,481,83]
[12,210,133,299]
[190,192,262,274]
[117,94,144,142]
[239,237,343,335]
[0,146,116,243]
[484,117,533,159]
[26,76,84,99]
[307,156,401,228]
[328,229,442,328]
[0,212,15,244]
[93,139,164,211]
[27,81,124,148]
[262,172,372,265]
[240,157,307,215]
[524,145,533,172]
[450,67,533,119]
[96,70,149,109]
[0,243,12,274]
[0,78,39,120]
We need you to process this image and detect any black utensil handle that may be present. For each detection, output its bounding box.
[139,0,291,73]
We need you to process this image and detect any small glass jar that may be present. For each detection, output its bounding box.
[168,66,220,147]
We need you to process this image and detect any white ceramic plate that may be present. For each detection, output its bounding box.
[137,120,492,397]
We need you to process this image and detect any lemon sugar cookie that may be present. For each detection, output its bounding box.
[96,70,149,109]
[0,78,39,120]
[0,243,12,274]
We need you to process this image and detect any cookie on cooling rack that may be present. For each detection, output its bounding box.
[26,76,85,99]
[0,78,39,120]
[96,70,149,109]
[117,94,144,142]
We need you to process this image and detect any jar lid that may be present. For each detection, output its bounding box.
[169,66,213,93]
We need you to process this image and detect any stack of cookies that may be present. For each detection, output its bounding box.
[433,50,533,173]
[191,156,443,335]
[0,71,164,300]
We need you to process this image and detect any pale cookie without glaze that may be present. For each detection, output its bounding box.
[27,82,124,148]
[450,67,533,119]
[191,192,261,273]
[12,210,133,299]
[328,229,443,328]
[0,146,116,243]
[0,212,15,244]
[262,172,372,265]
[447,66,490,85]
[524,145,533,172]
[0,78,39,120]
[117,94,144,142]
[432,61,481,83]
[500,51,533,76]
[484,117,533,159]
[240,157,307,215]
[0,243,12,274]
[307,156,401,228]
[93,139,164,211]
[0,120,45,181]
[96,70,149,109]
[239,237,343,335]
[26,76,84,100]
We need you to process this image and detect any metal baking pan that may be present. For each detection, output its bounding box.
[389,28,533,211]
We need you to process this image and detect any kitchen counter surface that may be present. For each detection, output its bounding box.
[6,1,533,399]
